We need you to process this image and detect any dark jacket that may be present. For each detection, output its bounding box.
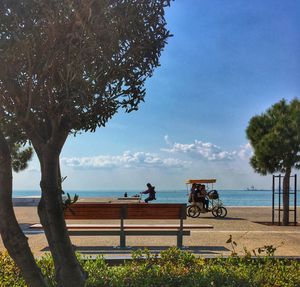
[142,186,156,199]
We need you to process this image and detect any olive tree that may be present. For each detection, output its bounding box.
[0,129,48,287]
[0,0,172,286]
[0,116,49,287]
[246,99,300,225]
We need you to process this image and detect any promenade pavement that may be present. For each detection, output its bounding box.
[0,205,299,259]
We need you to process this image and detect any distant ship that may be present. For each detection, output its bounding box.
[246,185,258,191]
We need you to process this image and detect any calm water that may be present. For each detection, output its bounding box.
[13,189,300,206]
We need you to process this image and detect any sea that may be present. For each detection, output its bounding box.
[13,189,300,207]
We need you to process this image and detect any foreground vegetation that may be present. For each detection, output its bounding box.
[1,247,299,287]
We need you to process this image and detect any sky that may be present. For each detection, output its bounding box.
[14,0,300,191]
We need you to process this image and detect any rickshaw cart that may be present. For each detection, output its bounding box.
[186,179,227,218]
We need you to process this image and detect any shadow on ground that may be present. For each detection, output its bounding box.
[254,221,299,226]
[41,245,229,255]
[21,224,45,234]
[208,217,245,220]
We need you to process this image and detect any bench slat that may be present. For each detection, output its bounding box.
[68,230,191,236]
[127,204,185,219]
[64,203,187,220]
[64,204,122,220]
[30,223,213,230]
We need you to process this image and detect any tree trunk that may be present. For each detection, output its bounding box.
[37,146,87,287]
[282,167,291,226]
[0,132,48,287]
[20,117,87,286]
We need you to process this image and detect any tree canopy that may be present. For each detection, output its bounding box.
[246,99,300,175]
[246,98,300,225]
[0,118,33,172]
[0,0,171,136]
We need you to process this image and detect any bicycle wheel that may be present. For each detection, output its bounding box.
[186,205,190,217]
[187,205,201,218]
[211,207,219,217]
[216,207,227,218]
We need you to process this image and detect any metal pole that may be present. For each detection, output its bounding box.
[272,175,275,224]
[120,206,126,248]
[294,174,297,226]
[177,205,185,248]
[278,174,281,225]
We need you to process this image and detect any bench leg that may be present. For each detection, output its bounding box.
[120,231,126,248]
[177,232,183,248]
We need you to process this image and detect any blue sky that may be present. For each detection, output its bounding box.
[15,0,300,191]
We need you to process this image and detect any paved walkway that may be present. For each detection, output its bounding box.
[0,206,299,258]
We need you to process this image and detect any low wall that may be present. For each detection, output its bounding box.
[13,196,40,206]
[13,196,141,206]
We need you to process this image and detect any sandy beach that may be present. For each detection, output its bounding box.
[1,204,299,259]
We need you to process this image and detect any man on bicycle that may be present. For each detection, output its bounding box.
[141,183,156,203]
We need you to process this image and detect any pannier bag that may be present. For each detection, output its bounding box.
[208,190,219,199]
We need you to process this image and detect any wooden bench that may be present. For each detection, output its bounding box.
[30,203,213,248]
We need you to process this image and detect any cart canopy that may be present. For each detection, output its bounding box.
[185,179,216,184]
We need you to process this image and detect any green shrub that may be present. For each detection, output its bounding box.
[0,251,26,287]
[37,253,56,287]
[0,248,299,287]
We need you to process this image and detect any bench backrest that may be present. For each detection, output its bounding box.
[64,203,187,220]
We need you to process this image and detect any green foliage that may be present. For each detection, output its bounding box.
[0,119,33,173]
[0,0,172,134]
[59,176,79,209]
[0,251,26,286]
[246,98,300,174]
[226,234,282,258]
[1,248,300,287]
[62,192,79,210]
[37,253,56,287]
[10,143,33,172]
[226,234,238,256]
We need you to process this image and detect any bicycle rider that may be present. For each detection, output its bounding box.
[141,183,156,203]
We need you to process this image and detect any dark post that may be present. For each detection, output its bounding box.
[278,174,281,225]
[177,205,185,248]
[120,205,126,248]
[294,174,297,226]
[272,175,275,224]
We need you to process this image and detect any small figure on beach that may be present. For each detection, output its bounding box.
[141,183,156,203]
[124,192,128,198]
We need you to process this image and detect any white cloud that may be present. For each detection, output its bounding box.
[61,151,190,170]
[237,143,253,160]
[162,139,237,161]
[162,136,253,162]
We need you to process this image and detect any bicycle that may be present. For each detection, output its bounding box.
[185,179,227,218]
